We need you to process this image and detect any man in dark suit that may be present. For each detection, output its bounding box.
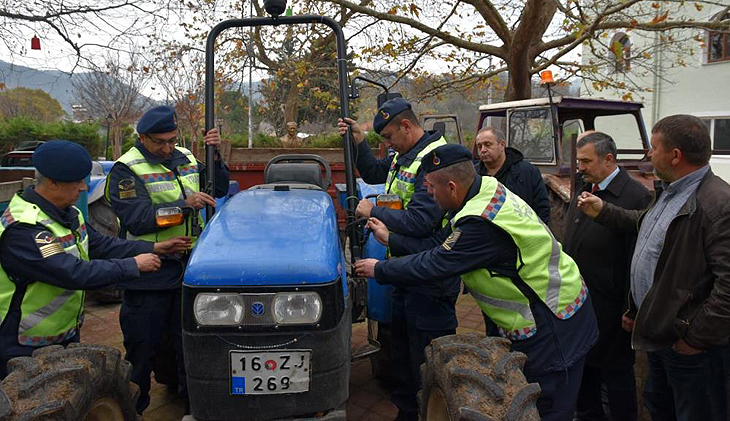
[564,131,652,421]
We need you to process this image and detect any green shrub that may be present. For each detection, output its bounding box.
[252,133,282,148]
[364,130,383,149]
[0,117,102,156]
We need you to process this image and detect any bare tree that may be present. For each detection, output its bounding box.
[151,50,205,148]
[72,51,151,158]
[321,0,730,101]
[0,0,177,69]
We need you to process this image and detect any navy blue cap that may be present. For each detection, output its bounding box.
[373,98,412,134]
[421,144,472,174]
[137,105,177,134]
[32,140,92,181]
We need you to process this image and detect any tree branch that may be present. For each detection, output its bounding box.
[320,0,504,57]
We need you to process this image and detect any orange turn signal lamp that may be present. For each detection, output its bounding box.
[540,70,555,85]
[156,207,184,228]
[376,194,403,210]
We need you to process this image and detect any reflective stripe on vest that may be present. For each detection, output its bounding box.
[453,177,585,341]
[105,146,203,243]
[0,194,87,346]
[384,137,447,208]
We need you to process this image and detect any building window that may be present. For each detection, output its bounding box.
[609,32,631,72]
[701,117,730,150]
[708,12,730,63]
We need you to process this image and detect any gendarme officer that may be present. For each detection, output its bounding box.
[105,106,230,414]
[338,99,461,420]
[0,140,189,378]
[356,144,599,421]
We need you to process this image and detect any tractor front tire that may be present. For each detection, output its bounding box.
[419,333,541,421]
[0,343,140,421]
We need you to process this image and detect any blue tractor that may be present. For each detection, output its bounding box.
[179,3,540,420]
[180,3,378,419]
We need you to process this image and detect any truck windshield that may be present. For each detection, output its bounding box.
[508,107,555,163]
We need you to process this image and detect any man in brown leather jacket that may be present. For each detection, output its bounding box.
[578,114,729,421]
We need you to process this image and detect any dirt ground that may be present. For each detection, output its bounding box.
[80,293,655,421]
[80,293,487,421]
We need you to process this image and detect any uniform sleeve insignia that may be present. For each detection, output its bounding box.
[118,177,137,199]
[34,231,64,258]
[442,228,462,251]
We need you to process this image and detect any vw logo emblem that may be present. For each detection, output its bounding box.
[251,302,265,317]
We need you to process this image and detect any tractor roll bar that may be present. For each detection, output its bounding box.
[204,15,361,260]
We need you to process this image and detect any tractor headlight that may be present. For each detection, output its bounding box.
[273,292,322,325]
[194,293,244,326]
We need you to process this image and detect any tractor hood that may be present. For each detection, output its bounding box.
[184,188,343,286]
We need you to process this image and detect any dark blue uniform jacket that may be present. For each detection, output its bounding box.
[0,186,152,290]
[355,130,446,238]
[106,140,230,290]
[377,176,598,375]
[0,186,153,370]
[356,130,459,297]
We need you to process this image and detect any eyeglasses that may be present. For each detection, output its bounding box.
[147,135,178,146]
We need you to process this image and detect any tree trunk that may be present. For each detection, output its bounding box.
[283,78,301,128]
[113,125,123,159]
[505,52,533,102]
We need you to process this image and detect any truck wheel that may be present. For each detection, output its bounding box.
[86,199,123,304]
[87,199,118,238]
[419,333,540,421]
[0,343,140,421]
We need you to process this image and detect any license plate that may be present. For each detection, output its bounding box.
[229,350,311,395]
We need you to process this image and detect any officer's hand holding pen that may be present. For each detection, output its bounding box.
[354,258,378,278]
[366,218,389,246]
[134,253,161,272]
[154,236,192,254]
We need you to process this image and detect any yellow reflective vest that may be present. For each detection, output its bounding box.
[384,137,447,208]
[105,146,203,243]
[453,177,586,341]
[0,194,87,346]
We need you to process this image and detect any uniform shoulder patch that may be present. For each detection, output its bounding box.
[442,228,462,251]
[34,231,64,258]
[118,177,137,199]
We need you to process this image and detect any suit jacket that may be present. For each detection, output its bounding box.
[563,167,652,367]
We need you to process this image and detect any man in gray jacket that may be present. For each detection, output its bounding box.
[578,114,729,421]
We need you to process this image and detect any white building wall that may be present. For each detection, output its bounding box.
[581,4,730,179]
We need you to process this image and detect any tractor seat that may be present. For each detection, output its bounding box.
[263,162,325,189]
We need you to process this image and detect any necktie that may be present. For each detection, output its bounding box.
[591,184,599,194]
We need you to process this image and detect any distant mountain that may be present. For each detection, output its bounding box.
[0,60,158,116]
[0,60,79,113]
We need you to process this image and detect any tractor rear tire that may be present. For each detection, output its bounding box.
[419,333,541,421]
[0,343,140,421]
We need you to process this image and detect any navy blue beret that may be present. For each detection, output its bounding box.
[137,105,177,134]
[32,140,92,181]
[373,98,412,134]
[421,144,473,174]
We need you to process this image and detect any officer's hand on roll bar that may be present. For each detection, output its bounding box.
[337,118,364,145]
